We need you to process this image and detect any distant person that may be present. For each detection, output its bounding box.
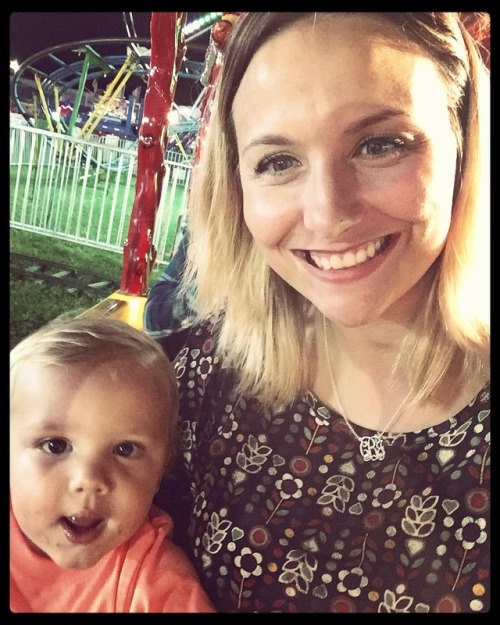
[144,13,490,612]
[10,315,215,613]
[59,100,73,121]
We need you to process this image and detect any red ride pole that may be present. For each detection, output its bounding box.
[120,12,186,296]
[193,13,242,168]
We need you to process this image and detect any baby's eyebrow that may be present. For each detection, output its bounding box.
[22,420,64,434]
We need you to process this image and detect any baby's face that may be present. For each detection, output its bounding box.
[10,359,168,569]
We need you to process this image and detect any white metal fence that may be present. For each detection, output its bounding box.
[9,121,193,265]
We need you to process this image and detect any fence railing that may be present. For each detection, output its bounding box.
[9,121,192,265]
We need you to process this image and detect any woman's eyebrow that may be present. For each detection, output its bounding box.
[241,109,408,156]
[343,109,406,135]
[241,134,293,156]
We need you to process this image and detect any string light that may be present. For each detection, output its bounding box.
[183,12,222,36]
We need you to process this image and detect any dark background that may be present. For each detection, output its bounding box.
[9,12,210,107]
[10,12,204,63]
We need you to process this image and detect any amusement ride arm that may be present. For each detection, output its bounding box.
[120,12,186,297]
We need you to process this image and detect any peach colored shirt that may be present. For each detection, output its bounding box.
[10,503,215,613]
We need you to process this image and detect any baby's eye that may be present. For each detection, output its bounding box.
[254,153,301,176]
[39,438,71,455]
[114,441,143,458]
[357,136,408,158]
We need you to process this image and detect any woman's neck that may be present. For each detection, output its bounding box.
[326,316,409,379]
[315,312,480,433]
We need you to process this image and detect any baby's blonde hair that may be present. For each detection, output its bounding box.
[10,313,179,472]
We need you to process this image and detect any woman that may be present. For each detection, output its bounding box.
[146,12,490,613]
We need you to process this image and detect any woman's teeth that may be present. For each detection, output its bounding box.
[308,236,387,270]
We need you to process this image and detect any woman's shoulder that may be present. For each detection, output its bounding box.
[157,317,217,361]
[166,318,228,400]
[170,318,219,358]
[453,379,490,425]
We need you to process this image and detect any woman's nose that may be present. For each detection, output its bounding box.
[302,163,359,234]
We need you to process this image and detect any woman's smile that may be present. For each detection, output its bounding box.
[300,234,391,270]
[234,15,457,326]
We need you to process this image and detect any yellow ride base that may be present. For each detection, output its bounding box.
[81,291,147,331]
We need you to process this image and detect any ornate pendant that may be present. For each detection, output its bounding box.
[359,435,386,461]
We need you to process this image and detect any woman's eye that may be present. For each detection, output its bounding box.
[40,438,71,455]
[357,136,407,158]
[114,441,142,458]
[254,153,300,175]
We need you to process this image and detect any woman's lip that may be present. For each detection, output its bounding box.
[296,234,397,282]
[60,517,106,545]
[305,235,391,269]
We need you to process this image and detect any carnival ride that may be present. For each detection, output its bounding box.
[12,11,241,329]
[11,12,240,328]
[85,12,242,328]
[11,12,239,329]
[11,13,220,153]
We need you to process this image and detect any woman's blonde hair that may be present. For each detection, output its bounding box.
[10,314,180,472]
[183,12,490,408]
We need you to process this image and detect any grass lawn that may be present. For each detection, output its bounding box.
[10,229,164,348]
[10,280,100,349]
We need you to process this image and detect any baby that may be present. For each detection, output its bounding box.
[10,314,214,613]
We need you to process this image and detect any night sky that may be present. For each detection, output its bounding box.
[10,12,154,62]
[10,12,210,107]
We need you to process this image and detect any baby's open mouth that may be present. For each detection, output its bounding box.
[60,514,105,543]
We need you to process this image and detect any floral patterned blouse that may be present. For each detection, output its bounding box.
[156,322,490,613]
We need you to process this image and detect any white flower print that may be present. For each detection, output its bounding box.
[234,547,264,609]
[337,566,368,598]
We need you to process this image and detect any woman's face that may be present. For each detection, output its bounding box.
[233,15,458,327]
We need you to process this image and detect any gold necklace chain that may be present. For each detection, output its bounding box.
[322,316,412,462]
